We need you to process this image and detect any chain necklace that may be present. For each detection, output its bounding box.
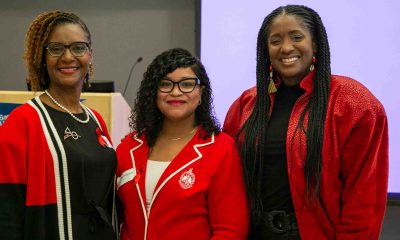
[45,90,90,124]
[166,127,197,141]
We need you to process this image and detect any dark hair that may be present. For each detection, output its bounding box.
[130,48,220,146]
[238,5,331,222]
[24,11,92,91]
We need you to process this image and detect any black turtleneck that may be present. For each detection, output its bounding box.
[262,83,304,211]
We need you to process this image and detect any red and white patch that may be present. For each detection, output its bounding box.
[179,168,195,189]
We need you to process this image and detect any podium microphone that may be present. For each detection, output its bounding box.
[123,57,143,97]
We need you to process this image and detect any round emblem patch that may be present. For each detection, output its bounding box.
[179,168,195,189]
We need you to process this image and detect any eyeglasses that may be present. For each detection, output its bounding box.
[45,42,90,57]
[157,78,200,93]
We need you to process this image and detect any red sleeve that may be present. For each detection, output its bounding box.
[0,106,29,240]
[0,106,29,184]
[335,85,388,239]
[208,135,249,240]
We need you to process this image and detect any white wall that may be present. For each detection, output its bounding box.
[201,0,400,193]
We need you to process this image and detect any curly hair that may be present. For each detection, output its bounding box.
[130,48,220,147]
[24,10,93,91]
[238,5,331,223]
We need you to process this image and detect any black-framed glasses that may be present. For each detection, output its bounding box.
[157,78,201,93]
[45,42,90,57]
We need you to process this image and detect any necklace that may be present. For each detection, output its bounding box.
[165,127,197,141]
[45,89,90,124]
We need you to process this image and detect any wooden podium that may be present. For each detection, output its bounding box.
[0,91,131,145]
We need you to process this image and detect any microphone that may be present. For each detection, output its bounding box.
[123,57,143,97]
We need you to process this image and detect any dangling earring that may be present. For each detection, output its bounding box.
[268,65,277,93]
[86,62,93,87]
[309,56,316,71]
[88,62,93,79]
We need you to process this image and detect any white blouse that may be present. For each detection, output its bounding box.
[145,160,171,211]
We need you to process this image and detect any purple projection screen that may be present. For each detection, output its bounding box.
[200,0,399,194]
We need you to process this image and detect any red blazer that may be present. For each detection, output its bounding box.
[116,128,249,240]
[224,72,389,240]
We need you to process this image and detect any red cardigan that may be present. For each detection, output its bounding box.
[223,72,388,240]
[0,97,117,240]
[116,129,249,240]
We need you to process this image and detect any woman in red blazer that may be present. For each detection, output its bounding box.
[116,48,249,240]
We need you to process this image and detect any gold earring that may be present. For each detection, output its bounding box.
[268,65,277,93]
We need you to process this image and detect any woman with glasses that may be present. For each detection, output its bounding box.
[0,11,118,240]
[116,48,249,240]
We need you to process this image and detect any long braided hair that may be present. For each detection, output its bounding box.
[237,5,331,223]
[130,48,220,147]
[24,11,93,91]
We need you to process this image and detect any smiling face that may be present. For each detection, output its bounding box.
[268,14,316,86]
[45,23,92,91]
[156,67,203,124]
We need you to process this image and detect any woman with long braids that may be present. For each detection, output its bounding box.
[224,5,388,240]
[0,11,118,239]
[116,48,248,240]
